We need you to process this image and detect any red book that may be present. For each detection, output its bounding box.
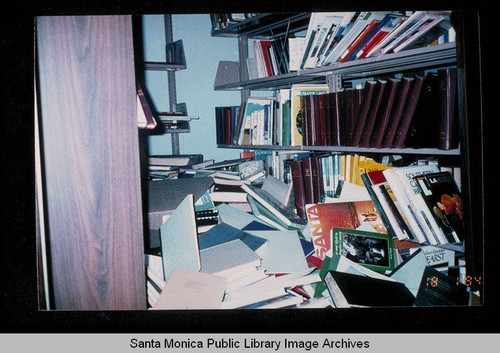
[393,75,425,148]
[291,160,307,219]
[301,156,315,205]
[305,200,388,260]
[351,80,376,147]
[359,79,387,147]
[369,78,401,148]
[381,77,413,148]
[338,20,381,63]
[259,40,274,77]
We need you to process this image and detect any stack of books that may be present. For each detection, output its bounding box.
[145,151,471,310]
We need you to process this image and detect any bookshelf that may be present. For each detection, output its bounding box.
[137,15,199,154]
[212,11,484,298]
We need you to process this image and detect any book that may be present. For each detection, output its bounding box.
[291,159,307,219]
[160,194,200,281]
[361,170,414,242]
[152,269,227,310]
[381,77,413,148]
[331,227,396,273]
[438,68,458,150]
[148,177,214,231]
[351,80,376,146]
[210,183,248,203]
[148,154,203,167]
[241,183,308,230]
[246,230,310,274]
[368,78,400,148]
[137,83,157,129]
[199,239,262,282]
[383,164,445,245]
[392,75,425,148]
[358,79,387,147]
[198,222,268,254]
[403,72,440,149]
[306,199,388,261]
[414,266,469,306]
[236,97,275,145]
[290,85,329,146]
[314,254,397,298]
[389,248,428,296]
[414,171,464,243]
[393,13,452,53]
[324,270,415,307]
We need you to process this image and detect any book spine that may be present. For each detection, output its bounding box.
[369,78,400,148]
[438,68,458,150]
[381,77,413,148]
[302,157,315,205]
[351,81,376,146]
[359,79,387,147]
[291,160,307,219]
[392,76,425,148]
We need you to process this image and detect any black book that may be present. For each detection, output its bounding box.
[414,266,469,306]
[324,270,415,308]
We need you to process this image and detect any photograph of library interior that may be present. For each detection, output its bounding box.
[35,10,484,312]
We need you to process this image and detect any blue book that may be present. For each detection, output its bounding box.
[198,222,268,254]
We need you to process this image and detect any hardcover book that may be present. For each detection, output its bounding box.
[324,270,415,308]
[160,194,200,281]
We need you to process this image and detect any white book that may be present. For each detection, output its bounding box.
[303,14,340,69]
[323,12,376,64]
[378,11,429,54]
[383,165,447,245]
[317,12,357,65]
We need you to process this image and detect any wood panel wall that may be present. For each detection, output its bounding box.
[36,15,146,310]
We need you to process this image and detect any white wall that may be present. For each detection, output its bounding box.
[142,14,244,161]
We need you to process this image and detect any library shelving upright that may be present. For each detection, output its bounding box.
[211,12,484,300]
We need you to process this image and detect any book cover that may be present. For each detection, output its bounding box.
[245,230,310,274]
[306,200,388,261]
[148,177,214,230]
[199,239,262,282]
[324,270,415,308]
[198,222,268,253]
[153,269,227,310]
[137,83,157,130]
[389,248,428,296]
[160,194,200,281]
[414,266,469,306]
[414,171,464,243]
[331,227,396,273]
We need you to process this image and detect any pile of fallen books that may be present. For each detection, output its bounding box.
[145,153,475,309]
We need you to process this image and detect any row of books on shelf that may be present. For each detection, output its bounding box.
[216,67,458,150]
[246,11,454,79]
[210,13,258,31]
[144,151,474,309]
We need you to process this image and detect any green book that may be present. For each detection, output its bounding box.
[331,227,396,273]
